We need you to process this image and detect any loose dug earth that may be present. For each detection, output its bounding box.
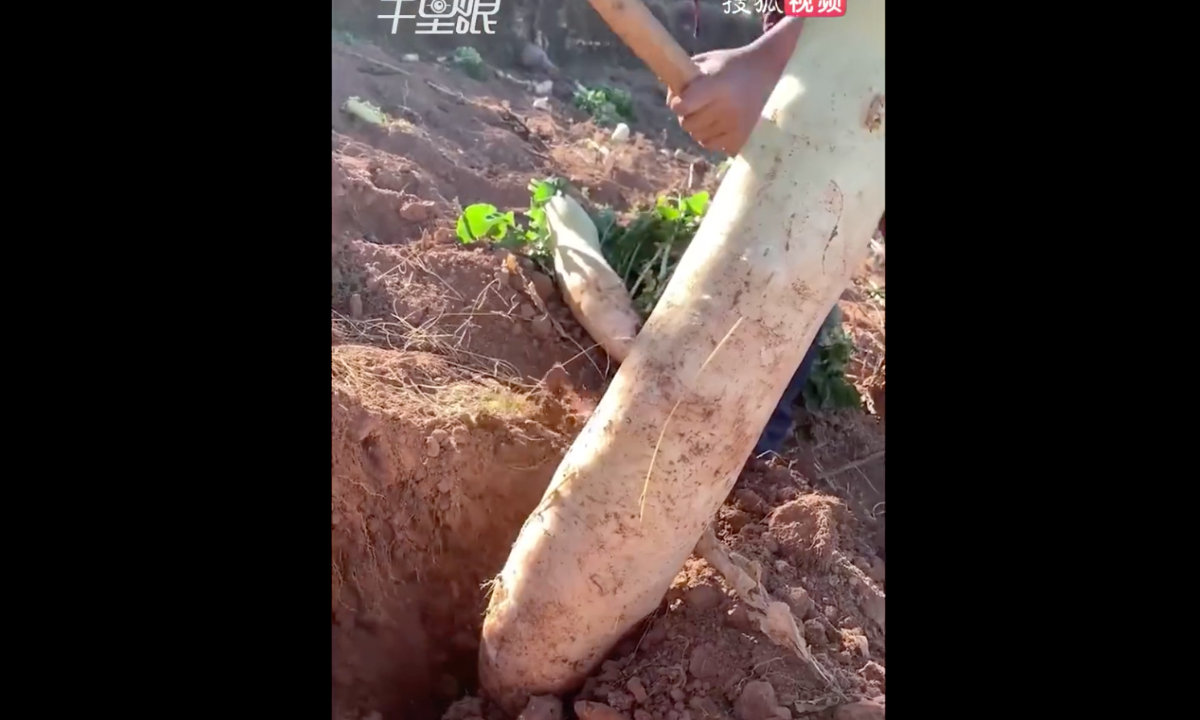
[331,31,886,720]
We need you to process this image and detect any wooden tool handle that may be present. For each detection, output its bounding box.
[586,0,702,94]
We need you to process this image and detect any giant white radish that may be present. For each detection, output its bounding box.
[480,0,885,709]
[545,193,642,363]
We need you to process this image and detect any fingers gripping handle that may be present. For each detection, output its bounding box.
[585,0,702,94]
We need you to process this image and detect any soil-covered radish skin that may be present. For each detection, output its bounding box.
[547,193,643,362]
[479,2,885,710]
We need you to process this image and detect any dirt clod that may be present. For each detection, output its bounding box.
[784,586,814,620]
[626,677,648,704]
[734,681,780,720]
[858,661,885,692]
[766,496,847,571]
[529,271,556,302]
[401,200,435,221]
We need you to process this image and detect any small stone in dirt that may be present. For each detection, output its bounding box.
[575,701,631,720]
[832,699,884,720]
[425,435,441,458]
[332,266,343,284]
[634,710,653,720]
[519,304,536,320]
[349,293,363,319]
[626,677,648,703]
[689,643,722,679]
[400,200,435,221]
[669,688,686,703]
[685,584,723,612]
[519,695,563,720]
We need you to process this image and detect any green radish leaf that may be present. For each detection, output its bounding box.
[457,203,508,243]
[530,180,556,205]
[655,197,680,221]
[684,191,710,217]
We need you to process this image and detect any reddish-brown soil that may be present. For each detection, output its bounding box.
[331,16,885,720]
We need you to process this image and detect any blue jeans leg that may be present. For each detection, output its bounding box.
[752,313,831,456]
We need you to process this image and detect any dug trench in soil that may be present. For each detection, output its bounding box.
[331,343,604,718]
[331,230,609,720]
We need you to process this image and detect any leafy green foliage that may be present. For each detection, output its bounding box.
[572,85,635,126]
[803,308,862,411]
[594,192,709,317]
[450,46,486,80]
[455,204,516,243]
[453,178,562,268]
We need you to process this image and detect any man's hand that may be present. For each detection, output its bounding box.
[666,47,775,156]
